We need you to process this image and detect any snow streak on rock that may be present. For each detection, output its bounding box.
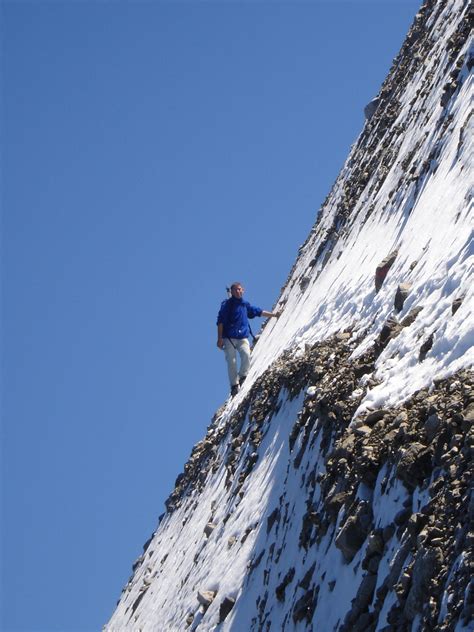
[106,1,473,630]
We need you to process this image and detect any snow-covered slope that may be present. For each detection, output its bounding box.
[106,1,473,630]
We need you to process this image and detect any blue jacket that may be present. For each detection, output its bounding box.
[217,297,263,339]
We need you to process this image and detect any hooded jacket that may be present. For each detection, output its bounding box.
[217,297,262,339]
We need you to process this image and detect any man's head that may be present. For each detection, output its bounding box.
[230,282,244,299]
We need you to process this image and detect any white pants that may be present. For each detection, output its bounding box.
[223,338,251,387]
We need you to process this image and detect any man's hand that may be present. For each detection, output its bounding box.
[217,338,225,350]
[262,310,281,319]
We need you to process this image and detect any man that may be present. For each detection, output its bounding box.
[217,282,279,396]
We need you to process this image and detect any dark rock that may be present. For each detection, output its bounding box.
[355,573,378,612]
[452,296,464,315]
[219,597,236,623]
[394,508,411,526]
[335,501,373,562]
[333,433,356,459]
[368,554,382,573]
[394,283,412,312]
[366,530,385,556]
[204,522,217,537]
[365,409,389,426]
[326,491,350,521]
[396,442,433,489]
[375,250,398,292]
[130,588,148,616]
[401,306,423,327]
[419,333,434,362]
[379,317,402,348]
[342,573,377,630]
[299,276,311,292]
[440,80,457,107]
[462,402,474,424]
[404,547,444,620]
[354,362,374,378]
[424,413,441,442]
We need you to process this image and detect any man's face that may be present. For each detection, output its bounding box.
[231,285,244,299]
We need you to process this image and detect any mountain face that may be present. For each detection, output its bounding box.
[106,1,473,631]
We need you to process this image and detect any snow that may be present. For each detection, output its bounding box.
[232,6,473,418]
[106,2,473,630]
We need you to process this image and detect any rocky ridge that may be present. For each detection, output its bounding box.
[109,331,473,630]
[106,1,473,630]
[281,0,472,302]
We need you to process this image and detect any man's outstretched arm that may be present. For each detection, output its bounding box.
[261,310,280,319]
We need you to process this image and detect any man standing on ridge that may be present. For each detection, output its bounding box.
[217,282,280,397]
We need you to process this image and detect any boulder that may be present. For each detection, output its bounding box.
[299,276,311,292]
[366,530,385,556]
[379,317,402,348]
[218,597,236,623]
[326,491,349,521]
[204,522,217,537]
[197,590,217,608]
[401,306,423,327]
[403,547,444,620]
[419,333,434,361]
[462,402,474,424]
[394,283,412,312]
[424,413,441,442]
[394,508,412,526]
[354,573,378,613]
[396,443,432,488]
[335,501,373,562]
[354,362,374,378]
[375,250,398,292]
[452,296,464,315]
[365,409,388,426]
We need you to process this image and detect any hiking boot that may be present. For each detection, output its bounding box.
[239,375,247,386]
[230,384,240,397]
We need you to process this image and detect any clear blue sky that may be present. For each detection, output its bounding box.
[2,1,419,630]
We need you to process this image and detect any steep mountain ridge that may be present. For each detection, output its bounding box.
[106,1,473,630]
